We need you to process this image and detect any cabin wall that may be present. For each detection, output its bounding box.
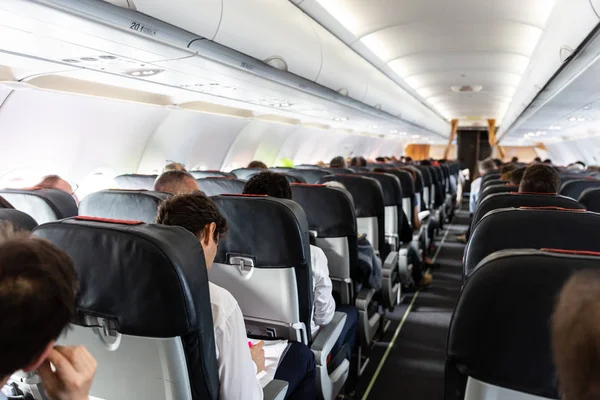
[543,136,600,166]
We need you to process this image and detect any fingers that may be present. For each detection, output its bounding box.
[254,341,264,350]
[54,346,97,376]
[45,348,77,379]
[37,360,58,387]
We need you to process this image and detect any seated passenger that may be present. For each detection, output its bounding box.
[544,159,553,165]
[36,175,79,204]
[156,194,316,400]
[329,156,346,168]
[534,157,542,163]
[0,196,13,209]
[500,163,517,181]
[469,158,498,213]
[552,270,600,400]
[349,156,367,168]
[519,164,560,194]
[162,162,187,172]
[0,225,97,399]
[242,172,358,377]
[493,158,503,168]
[154,170,200,195]
[511,156,519,163]
[247,160,268,169]
[510,166,526,186]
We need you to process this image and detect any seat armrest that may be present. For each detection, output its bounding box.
[263,379,289,400]
[382,251,399,276]
[418,210,431,222]
[356,287,375,310]
[310,311,347,366]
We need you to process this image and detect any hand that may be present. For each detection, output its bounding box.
[249,341,265,373]
[37,346,97,400]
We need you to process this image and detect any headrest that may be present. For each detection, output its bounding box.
[400,167,424,192]
[230,168,265,180]
[579,187,600,212]
[113,174,157,190]
[32,219,213,338]
[0,209,38,232]
[189,170,231,179]
[482,172,501,182]
[197,178,246,197]
[317,175,384,218]
[559,179,600,200]
[0,189,78,224]
[360,172,403,206]
[473,193,584,229]
[383,169,415,197]
[273,168,329,184]
[479,184,518,200]
[291,184,356,237]
[449,248,600,399]
[281,173,307,184]
[415,166,432,185]
[465,208,600,276]
[79,190,171,223]
[328,167,356,174]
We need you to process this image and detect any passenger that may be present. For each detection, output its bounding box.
[510,167,526,186]
[469,158,498,213]
[329,156,346,168]
[492,159,503,168]
[36,175,79,204]
[162,162,187,172]
[154,170,200,195]
[500,163,517,181]
[156,193,316,400]
[519,164,560,194]
[511,156,519,163]
[544,159,553,165]
[375,157,386,163]
[0,196,13,209]
[534,157,542,163]
[242,172,358,379]
[405,156,413,164]
[350,156,367,167]
[0,225,97,399]
[248,160,268,169]
[552,270,600,400]
[400,156,407,163]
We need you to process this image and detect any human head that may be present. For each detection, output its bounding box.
[420,160,432,166]
[519,164,560,194]
[373,167,387,173]
[552,270,600,400]
[500,164,517,181]
[36,175,78,204]
[0,196,13,209]
[242,171,291,200]
[534,157,542,163]
[479,158,497,176]
[350,157,367,167]
[511,157,519,163]
[154,170,199,195]
[493,159,503,168]
[375,157,386,163]
[330,156,346,168]
[247,160,267,169]
[510,167,526,186]
[163,162,187,173]
[0,225,78,379]
[155,193,228,269]
[400,156,406,163]
[544,159,553,165]
[405,157,413,163]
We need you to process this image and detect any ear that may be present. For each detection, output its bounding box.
[201,222,217,246]
[23,341,54,372]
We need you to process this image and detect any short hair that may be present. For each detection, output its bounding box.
[534,157,542,163]
[479,158,497,174]
[501,164,517,175]
[330,156,346,168]
[420,160,432,166]
[350,157,367,167]
[247,160,267,169]
[163,162,187,173]
[0,225,78,376]
[375,157,386,163]
[544,159,553,164]
[36,175,62,189]
[519,164,560,194]
[511,157,519,163]
[552,270,600,400]
[0,195,13,209]
[405,157,413,162]
[154,170,198,195]
[492,159,503,167]
[243,171,291,200]
[155,193,228,242]
[510,167,526,186]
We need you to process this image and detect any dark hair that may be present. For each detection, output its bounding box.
[0,196,13,209]
[247,160,267,169]
[36,175,63,189]
[375,157,386,163]
[534,157,542,163]
[154,170,197,194]
[544,159,553,164]
[155,192,228,242]
[330,156,346,168]
[243,171,292,200]
[511,157,519,163]
[552,270,600,400]
[420,160,432,166]
[350,157,367,167]
[0,225,78,376]
[501,164,517,175]
[492,159,503,167]
[510,167,526,186]
[373,167,387,173]
[519,164,560,194]
[405,157,413,162]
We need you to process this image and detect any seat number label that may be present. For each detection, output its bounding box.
[129,21,157,37]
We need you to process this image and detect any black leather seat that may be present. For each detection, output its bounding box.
[272,168,330,184]
[0,188,78,224]
[559,179,600,200]
[472,193,584,230]
[447,248,600,400]
[328,167,356,174]
[79,190,171,223]
[189,170,233,179]
[33,217,221,399]
[230,168,265,180]
[0,209,38,231]
[479,179,505,198]
[114,174,157,190]
[465,207,600,277]
[478,184,518,201]
[197,177,246,197]
[579,187,600,211]
[384,169,415,226]
[480,172,501,186]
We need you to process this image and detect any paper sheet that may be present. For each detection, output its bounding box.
[248,339,289,387]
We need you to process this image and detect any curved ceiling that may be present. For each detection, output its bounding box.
[301,0,559,125]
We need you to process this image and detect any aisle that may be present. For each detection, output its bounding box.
[355,208,470,399]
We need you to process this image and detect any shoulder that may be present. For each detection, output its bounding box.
[209,282,240,329]
[310,244,327,262]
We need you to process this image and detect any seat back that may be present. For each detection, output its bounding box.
[113,174,157,190]
[481,172,501,186]
[447,249,600,400]
[0,209,38,231]
[465,207,600,276]
[210,195,314,343]
[318,175,385,256]
[189,170,232,179]
[197,177,246,197]
[384,169,415,227]
[291,184,357,304]
[34,218,219,400]
[0,188,78,224]
[79,190,171,223]
[416,166,433,209]
[328,167,356,174]
[559,178,600,200]
[579,187,600,211]
[479,184,519,200]
[280,173,307,184]
[472,193,584,229]
[272,168,330,184]
[479,179,505,198]
[399,167,424,212]
[230,168,265,180]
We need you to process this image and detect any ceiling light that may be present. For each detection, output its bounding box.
[549,125,561,130]
[569,117,577,122]
[390,129,398,134]
[577,116,586,122]
[412,134,420,138]
[273,102,291,108]
[124,69,164,77]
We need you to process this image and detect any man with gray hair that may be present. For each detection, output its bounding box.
[469,158,498,213]
[153,170,200,195]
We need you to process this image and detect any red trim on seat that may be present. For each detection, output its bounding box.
[74,216,144,225]
[291,183,326,187]
[510,192,555,195]
[198,177,234,180]
[519,206,586,212]
[541,248,600,257]
[220,194,268,197]
[20,187,44,191]
[107,188,149,192]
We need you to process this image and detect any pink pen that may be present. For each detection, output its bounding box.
[248,341,253,349]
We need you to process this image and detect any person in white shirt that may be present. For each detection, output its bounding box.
[155,192,316,400]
